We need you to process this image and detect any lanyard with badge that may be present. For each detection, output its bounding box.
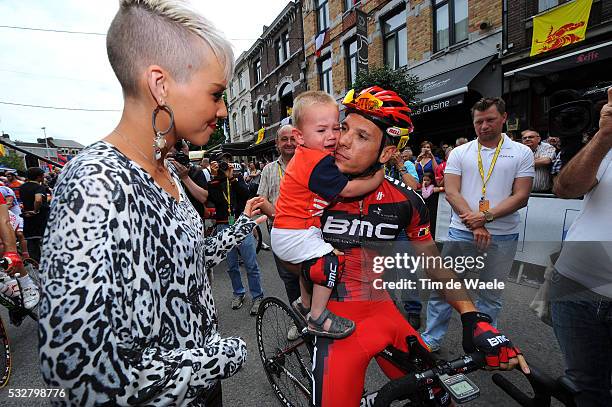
[277,161,284,181]
[222,178,235,225]
[477,136,504,212]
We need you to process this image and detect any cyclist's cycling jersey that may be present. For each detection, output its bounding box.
[320,176,431,302]
[313,177,436,407]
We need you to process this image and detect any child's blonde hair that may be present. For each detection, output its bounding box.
[291,91,337,129]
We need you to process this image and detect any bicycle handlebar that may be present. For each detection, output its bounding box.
[373,353,486,407]
[492,364,579,407]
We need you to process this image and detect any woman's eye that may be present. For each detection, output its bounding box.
[213,92,224,101]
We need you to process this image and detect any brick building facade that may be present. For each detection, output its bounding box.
[502,0,612,138]
[302,0,505,146]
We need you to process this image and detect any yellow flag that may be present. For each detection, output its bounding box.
[531,0,592,56]
[255,128,265,144]
[0,144,5,157]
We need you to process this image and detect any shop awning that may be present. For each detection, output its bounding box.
[504,40,612,78]
[413,56,494,115]
[221,141,252,155]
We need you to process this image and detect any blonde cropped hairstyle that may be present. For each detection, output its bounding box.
[291,91,337,129]
[107,0,235,96]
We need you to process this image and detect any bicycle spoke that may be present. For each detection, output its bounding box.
[0,318,11,388]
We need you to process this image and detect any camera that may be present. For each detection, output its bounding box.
[174,140,191,167]
[548,84,610,139]
[174,151,190,167]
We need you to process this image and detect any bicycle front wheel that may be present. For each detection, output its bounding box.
[256,297,313,407]
[0,318,11,388]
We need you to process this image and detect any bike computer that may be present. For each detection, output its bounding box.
[439,373,480,403]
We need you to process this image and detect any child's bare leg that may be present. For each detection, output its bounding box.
[309,285,333,331]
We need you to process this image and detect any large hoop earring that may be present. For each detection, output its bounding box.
[152,104,175,160]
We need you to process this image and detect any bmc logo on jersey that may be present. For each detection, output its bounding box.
[487,335,509,347]
[323,216,399,239]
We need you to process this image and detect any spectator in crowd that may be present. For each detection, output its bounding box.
[435,147,452,187]
[20,167,50,263]
[455,137,469,147]
[200,157,212,182]
[415,140,442,182]
[547,136,560,153]
[522,129,556,192]
[387,150,419,189]
[246,161,261,185]
[550,87,612,407]
[257,124,301,339]
[169,141,209,220]
[207,154,264,314]
[6,171,24,202]
[401,148,419,184]
[421,97,534,352]
[401,146,415,162]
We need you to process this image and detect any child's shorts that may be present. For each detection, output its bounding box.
[270,226,334,264]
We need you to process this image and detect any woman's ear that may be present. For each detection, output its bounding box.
[146,65,167,105]
[292,127,305,146]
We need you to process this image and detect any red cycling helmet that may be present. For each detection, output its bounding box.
[342,86,414,148]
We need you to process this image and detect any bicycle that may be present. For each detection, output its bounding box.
[256,296,580,407]
[0,257,40,389]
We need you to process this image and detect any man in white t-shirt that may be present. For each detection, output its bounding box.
[550,87,612,407]
[421,97,534,352]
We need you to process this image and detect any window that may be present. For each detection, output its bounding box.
[241,107,248,132]
[316,0,330,32]
[238,71,245,91]
[538,0,559,12]
[344,0,357,12]
[232,113,239,134]
[275,32,290,64]
[382,8,407,69]
[257,100,265,127]
[318,54,333,94]
[345,38,358,87]
[434,0,468,51]
[253,58,262,83]
[279,84,293,119]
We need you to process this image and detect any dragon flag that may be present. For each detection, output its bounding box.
[530,0,593,57]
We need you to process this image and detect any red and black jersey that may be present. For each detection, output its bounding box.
[321,176,431,301]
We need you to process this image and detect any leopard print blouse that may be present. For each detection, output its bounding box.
[39,141,253,405]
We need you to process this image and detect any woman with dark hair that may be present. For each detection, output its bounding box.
[416,140,442,182]
[39,1,266,405]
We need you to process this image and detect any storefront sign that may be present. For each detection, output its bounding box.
[412,94,464,116]
[356,9,368,75]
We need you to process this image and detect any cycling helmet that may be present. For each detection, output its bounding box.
[342,86,414,150]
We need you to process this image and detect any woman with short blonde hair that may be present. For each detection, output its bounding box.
[39,1,266,404]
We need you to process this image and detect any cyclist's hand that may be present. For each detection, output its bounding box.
[243,197,268,225]
[3,251,24,275]
[461,311,530,374]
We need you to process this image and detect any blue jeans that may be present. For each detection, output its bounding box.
[551,271,612,407]
[421,227,518,349]
[217,224,263,299]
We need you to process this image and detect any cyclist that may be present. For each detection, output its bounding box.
[309,86,528,406]
[0,192,38,309]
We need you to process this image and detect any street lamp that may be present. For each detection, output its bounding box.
[41,126,51,161]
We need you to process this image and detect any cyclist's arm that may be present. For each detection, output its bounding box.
[0,203,18,253]
[413,239,477,314]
